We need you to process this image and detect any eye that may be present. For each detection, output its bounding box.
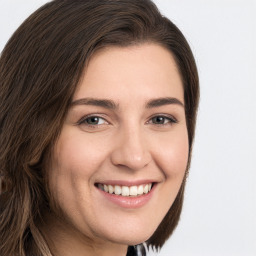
[78,115,108,126]
[148,115,177,125]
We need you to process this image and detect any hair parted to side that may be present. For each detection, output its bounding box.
[0,0,199,255]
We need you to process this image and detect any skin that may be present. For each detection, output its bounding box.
[42,43,189,256]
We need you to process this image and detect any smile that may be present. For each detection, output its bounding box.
[96,183,153,197]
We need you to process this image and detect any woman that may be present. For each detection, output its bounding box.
[0,0,199,255]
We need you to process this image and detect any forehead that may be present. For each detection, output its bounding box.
[73,43,184,104]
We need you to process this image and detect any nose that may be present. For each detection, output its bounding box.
[110,126,152,171]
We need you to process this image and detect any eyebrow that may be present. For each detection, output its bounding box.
[70,97,184,109]
[146,97,184,108]
[70,98,118,109]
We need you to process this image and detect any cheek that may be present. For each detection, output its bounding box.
[53,131,107,178]
[153,129,189,179]
[150,128,189,222]
[47,131,108,213]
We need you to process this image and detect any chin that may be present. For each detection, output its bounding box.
[106,232,152,246]
[93,221,157,246]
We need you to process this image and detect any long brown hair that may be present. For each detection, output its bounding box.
[0,1,199,255]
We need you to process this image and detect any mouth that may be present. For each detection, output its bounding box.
[95,183,153,197]
[95,181,157,209]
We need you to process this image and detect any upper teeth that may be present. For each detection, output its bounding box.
[97,183,152,196]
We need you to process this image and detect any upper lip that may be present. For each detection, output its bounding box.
[95,179,158,186]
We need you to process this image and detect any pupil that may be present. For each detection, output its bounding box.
[88,117,99,124]
[154,116,164,124]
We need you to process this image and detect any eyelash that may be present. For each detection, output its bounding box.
[147,115,177,126]
[77,114,177,128]
[77,115,108,128]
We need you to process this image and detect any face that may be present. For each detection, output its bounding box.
[48,43,188,246]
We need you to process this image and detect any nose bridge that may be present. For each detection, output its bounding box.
[110,123,151,170]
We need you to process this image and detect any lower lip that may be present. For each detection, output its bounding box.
[96,184,156,209]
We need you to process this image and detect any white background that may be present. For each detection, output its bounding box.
[0,1,255,255]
